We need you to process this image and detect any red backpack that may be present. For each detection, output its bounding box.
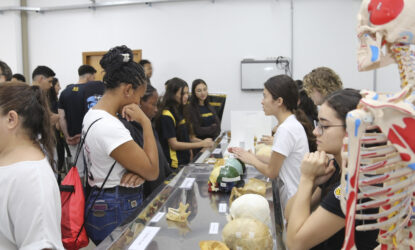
[60,167,89,249]
[60,118,102,250]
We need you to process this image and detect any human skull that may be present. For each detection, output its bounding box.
[228,194,271,228]
[222,218,273,250]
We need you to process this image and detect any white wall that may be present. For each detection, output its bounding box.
[292,0,374,91]
[0,0,407,129]
[26,0,292,130]
[0,0,22,74]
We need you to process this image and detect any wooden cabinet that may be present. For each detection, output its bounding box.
[82,50,142,81]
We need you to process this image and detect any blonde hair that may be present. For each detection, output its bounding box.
[303,67,343,97]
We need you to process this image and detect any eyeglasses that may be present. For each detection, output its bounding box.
[314,120,345,135]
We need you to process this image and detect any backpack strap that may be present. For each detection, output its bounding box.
[64,140,72,158]
[73,118,103,166]
[73,117,118,243]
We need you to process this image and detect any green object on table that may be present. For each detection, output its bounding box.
[225,158,246,175]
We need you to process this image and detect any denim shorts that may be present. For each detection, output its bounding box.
[85,185,143,245]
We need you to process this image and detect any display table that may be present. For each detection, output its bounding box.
[97,132,285,250]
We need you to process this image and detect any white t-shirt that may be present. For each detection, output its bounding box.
[0,158,64,250]
[83,109,133,188]
[272,114,309,210]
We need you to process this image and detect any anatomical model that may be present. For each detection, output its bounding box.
[341,0,415,249]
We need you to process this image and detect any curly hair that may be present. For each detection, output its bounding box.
[303,67,343,97]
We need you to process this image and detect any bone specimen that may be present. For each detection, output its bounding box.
[166,202,191,223]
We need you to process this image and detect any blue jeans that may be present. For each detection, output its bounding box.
[85,186,143,245]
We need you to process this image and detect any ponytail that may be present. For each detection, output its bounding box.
[264,75,316,152]
[0,83,55,168]
[294,109,317,152]
[31,86,56,167]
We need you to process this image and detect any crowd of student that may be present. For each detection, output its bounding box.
[0,45,379,249]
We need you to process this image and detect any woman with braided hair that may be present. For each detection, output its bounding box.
[82,45,159,244]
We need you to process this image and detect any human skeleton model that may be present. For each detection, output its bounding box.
[340,0,415,249]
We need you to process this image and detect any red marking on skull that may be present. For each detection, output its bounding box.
[368,0,404,25]
[400,153,411,161]
[410,232,413,239]
[392,118,415,157]
[387,128,406,149]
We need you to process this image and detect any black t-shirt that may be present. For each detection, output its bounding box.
[58,81,105,137]
[198,105,216,127]
[83,81,105,111]
[58,84,86,137]
[158,108,191,168]
[118,118,172,198]
[188,104,221,140]
[313,181,379,250]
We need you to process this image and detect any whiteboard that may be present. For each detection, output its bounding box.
[241,59,290,90]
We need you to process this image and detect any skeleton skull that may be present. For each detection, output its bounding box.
[357,0,415,71]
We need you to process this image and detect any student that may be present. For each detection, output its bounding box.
[303,67,343,105]
[230,75,315,210]
[58,65,100,178]
[120,84,172,198]
[0,60,12,83]
[32,65,56,91]
[0,83,64,249]
[139,59,153,84]
[296,80,318,130]
[48,78,66,174]
[83,45,159,244]
[48,77,61,114]
[188,79,221,140]
[156,77,213,169]
[285,89,378,249]
[59,64,97,145]
[32,65,60,129]
[11,73,26,83]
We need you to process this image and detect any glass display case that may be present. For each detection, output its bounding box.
[97,132,285,250]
